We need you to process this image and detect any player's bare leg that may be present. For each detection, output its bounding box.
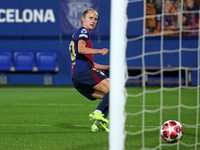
[93,78,110,96]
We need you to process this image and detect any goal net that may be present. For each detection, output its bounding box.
[110,0,200,149]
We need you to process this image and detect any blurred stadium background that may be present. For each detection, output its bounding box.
[0,0,110,85]
[0,0,198,86]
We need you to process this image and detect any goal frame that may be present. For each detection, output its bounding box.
[109,0,128,150]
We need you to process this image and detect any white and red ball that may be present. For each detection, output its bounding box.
[160,120,184,143]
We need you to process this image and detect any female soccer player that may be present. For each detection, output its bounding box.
[69,8,110,132]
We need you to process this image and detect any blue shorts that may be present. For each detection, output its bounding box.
[72,68,108,100]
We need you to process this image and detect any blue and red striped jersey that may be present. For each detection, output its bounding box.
[69,27,94,76]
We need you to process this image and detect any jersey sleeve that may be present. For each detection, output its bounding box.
[77,28,89,42]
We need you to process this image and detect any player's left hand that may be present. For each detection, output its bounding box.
[100,48,109,56]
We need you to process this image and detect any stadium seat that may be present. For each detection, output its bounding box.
[36,51,58,72]
[14,51,35,71]
[0,51,12,71]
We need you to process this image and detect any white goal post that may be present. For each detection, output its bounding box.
[109,0,128,150]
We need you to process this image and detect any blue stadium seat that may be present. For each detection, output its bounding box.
[0,51,12,71]
[36,51,58,72]
[14,51,35,71]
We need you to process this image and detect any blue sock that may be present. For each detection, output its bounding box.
[96,92,109,114]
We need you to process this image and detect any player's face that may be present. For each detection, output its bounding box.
[82,11,98,31]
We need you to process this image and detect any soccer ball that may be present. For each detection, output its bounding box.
[160,120,184,143]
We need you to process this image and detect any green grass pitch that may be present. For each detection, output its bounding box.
[0,86,199,150]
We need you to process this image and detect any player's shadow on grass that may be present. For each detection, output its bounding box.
[56,123,90,132]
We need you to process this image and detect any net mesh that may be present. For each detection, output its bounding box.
[124,0,200,149]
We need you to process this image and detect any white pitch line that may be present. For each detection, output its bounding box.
[0,103,160,107]
[0,124,92,127]
[0,124,193,128]
[0,124,52,127]
[6,104,96,106]
[0,124,159,128]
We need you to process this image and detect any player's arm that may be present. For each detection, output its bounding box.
[94,62,109,70]
[78,40,108,56]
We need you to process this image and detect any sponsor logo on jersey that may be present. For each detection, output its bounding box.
[0,9,56,23]
[100,71,105,76]
[81,28,87,34]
